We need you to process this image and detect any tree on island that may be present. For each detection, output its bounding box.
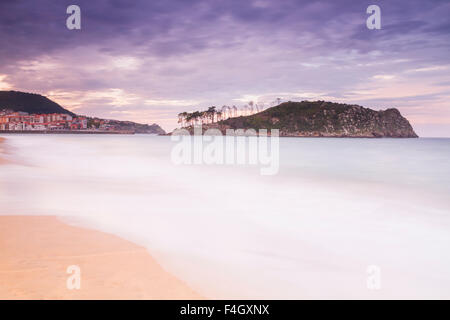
[178,102,265,128]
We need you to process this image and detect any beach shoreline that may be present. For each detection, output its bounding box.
[0,216,202,300]
[0,137,6,164]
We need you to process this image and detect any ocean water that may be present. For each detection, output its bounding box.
[1,134,449,299]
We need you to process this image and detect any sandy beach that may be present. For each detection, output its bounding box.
[0,137,201,300]
[0,216,202,299]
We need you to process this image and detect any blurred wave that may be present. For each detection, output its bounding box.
[0,134,449,299]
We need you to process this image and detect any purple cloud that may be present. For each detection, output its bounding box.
[0,0,449,135]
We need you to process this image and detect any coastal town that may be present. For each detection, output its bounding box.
[0,110,88,131]
[0,105,166,134]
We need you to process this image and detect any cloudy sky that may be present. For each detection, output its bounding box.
[0,0,449,135]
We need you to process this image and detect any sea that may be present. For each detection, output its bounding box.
[1,134,449,299]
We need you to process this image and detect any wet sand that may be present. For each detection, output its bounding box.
[0,216,202,300]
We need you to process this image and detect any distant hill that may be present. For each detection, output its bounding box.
[106,121,165,135]
[88,118,166,135]
[193,101,418,138]
[0,91,76,116]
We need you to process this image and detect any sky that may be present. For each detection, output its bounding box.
[0,0,449,136]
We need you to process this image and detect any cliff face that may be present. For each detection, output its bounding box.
[204,101,418,138]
